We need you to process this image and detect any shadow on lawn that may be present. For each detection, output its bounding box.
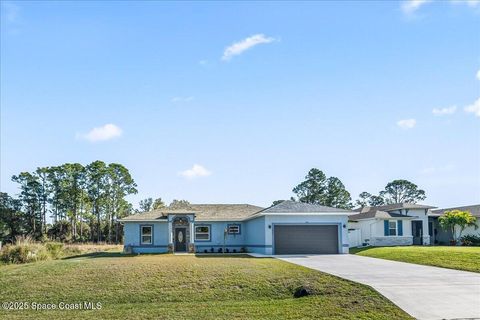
[194,254,253,258]
[63,252,264,260]
[62,251,135,260]
[349,247,374,254]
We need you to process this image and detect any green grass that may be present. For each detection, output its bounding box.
[351,246,480,273]
[0,252,411,319]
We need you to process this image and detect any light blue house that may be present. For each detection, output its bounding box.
[120,201,351,255]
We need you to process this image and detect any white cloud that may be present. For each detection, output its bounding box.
[397,119,416,129]
[420,164,455,175]
[180,164,211,179]
[476,69,480,80]
[466,0,480,6]
[464,97,480,117]
[171,96,194,103]
[76,123,122,142]
[402,0,432,14]
[402,0,479,16]
[432,105,457,116]
[222,34,275,61]
[450,0,480,7]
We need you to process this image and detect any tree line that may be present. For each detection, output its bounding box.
[1,161,137,243]
[1,164,429,244]
[276,168,427,209]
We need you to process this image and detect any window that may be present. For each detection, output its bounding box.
[195,225,210,241]
[388,220,397,236]
[141,225,152,245]
[227,224,241,234]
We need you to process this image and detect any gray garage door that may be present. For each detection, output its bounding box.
[274,225,339,254]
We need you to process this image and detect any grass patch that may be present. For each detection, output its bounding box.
[0,240,123,265]
[352,246,480,273]
[0,253,411,319]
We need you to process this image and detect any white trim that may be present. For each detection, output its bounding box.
[349,216,415,222]
[227,224,241,234]
[140,225,153,245]
[388,220,398,236]
[194,225,211,241]
[263,212,352,216]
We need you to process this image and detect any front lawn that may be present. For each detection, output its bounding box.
[0,252,411,319]
[351,246,480,273]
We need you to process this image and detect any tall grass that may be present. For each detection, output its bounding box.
[0,237,122,265]
[0,236,50,264]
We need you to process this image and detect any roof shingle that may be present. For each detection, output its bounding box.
[120,204,264,222]
[431,205,480,217]
[257,200,353,214]
[353,203,436,212]
[349,209,415,221]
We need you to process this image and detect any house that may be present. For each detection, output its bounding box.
[120,200,351,255]
[429,205,480,244]
[348,203,436,247]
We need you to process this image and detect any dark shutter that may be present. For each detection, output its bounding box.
[384,220,389,236]
[398,220,403,236]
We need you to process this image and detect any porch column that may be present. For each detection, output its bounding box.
[190,222,195,245]
[168,216,173,244]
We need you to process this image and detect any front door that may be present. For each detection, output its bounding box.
[174,228,187,252]
[412,221,423,245]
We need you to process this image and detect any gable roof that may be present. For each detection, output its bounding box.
[353,203,436,212]
[256,200,352,214]
[120,204,264,222]
[349,209,415,221]
[431,205,480,217]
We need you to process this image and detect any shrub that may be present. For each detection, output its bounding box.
[0,243,50,264]
[460,235,480,246]
[45,242,64,259]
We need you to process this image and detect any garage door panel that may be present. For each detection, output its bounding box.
[274,225,339,254]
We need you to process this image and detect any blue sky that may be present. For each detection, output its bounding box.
[1,1,479,209]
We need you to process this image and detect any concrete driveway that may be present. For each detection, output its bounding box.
[277,254,480,320]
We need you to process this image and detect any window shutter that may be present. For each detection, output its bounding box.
[384,220,389,236]
[398,220,403,236]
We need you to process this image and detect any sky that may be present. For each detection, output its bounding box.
[1,1,479,210]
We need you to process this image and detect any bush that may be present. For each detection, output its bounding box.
[460,235,480,246]
[0,238,122,264]
[0,243,50,264]
[45,242,64,259]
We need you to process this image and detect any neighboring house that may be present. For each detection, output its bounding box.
[348,203,436,247]
[429,205,480,244]
[120,200,351,255]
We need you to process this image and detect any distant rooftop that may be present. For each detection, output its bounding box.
[431,204,480,217]
[349,209,415,221]
[353,203,436,213]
